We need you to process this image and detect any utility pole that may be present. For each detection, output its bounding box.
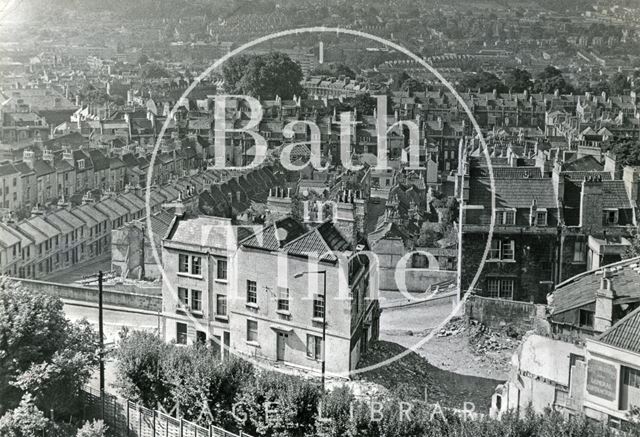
[456,138,465,304]
[98,270,105,420]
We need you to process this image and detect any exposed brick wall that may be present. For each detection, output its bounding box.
[12,277,162,312]
[465,294,545,334]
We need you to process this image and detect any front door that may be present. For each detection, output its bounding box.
[276,332,288,361]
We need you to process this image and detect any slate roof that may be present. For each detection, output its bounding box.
[17,222,48,245]
[0,163,18,177]
[0,223,21,247]
[602,181,632,209]
[468,178,557,209]
[88,150,110,171]
[563,171,612,181]
[471,166,543,179]
[597,306,640,354]
[550,258,640,315]
[562,155,603,172]
[27,216,59,238]
[33,160,55,177]
[167,216,234,249]
[43,213,74,234]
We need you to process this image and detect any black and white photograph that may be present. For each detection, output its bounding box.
[0,0,640,435]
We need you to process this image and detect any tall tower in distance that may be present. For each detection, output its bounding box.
[318,41,324,64]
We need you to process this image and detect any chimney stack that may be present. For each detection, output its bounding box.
[594,269,615,332]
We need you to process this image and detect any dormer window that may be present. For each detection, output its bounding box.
[603,209,618,225]
[495,208,516,225]
[534,209,547,226]
[78,159,85,170]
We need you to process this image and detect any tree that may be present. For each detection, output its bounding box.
[610,72,630,95]
[0,278,99,417]
[504,68,532,92]
[532,65,574,94]
[400,77,425,93]
[222,53,304,100]
[459,71,507,93]
[137,54,149,65]
[76,420,108,437]
[113,330,170,408]
[0,394,49,437]
[310,63,356,79]
[234,371,321,437]
[141,63,170,79]
[353,93,377,116]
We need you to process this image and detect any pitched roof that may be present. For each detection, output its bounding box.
[562,155,603,172]
[468,178,557,209]
[167,216,234,249]
[550,258,640,315]
[282,221,351,262]
[602,180,632,209]
[240,217,306,251]
[471,166,542,179]
[0,223,21,247]
[597,306,640,354]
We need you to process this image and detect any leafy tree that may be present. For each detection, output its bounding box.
[532,65,574,94]
[0,278,99,417]
[0,278,69,411]
[0,394,49,437]
[223,53,304,100]
[76,420,108,437]
[141,63,170,79]
[137,54,149,65]
[459,71,507,93]
[610,72,630,95]
[315,386,354,437]
[113,330,169,408]
[607,138,640,167]
[353,93,377,116]
[504,68,532,92]
[310,63,356,79]
[400,77,425,93]
[234,371,321,437]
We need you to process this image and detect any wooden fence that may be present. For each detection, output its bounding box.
[81,387,252,437]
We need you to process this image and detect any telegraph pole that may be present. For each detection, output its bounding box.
[98,270,105,420]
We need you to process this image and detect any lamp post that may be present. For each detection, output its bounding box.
[294,270,327,391]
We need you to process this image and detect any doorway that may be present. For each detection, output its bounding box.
[276,332,288,361]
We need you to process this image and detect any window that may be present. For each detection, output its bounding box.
[579,309,594,327]
[196,331,206,344]
[306,334,322,360]
[216,295,227,316]
[573,238,586,263]
[247,280,257,304]
[603,209,618,225]
[78,159,85,170]
[217,259,227,280]
[536,210,547,226]
[179,254,189,273]
[191,289,202,312]
[178,287,189,307]
[277,287,289,312]
[191,256,201,275]
[246,320,258,342]
[486,278,515,299]
[621,366,640,411]
[313,295,325,319]
[495,209,516,225]
[411,253,429,268]
[489,239,515,261]
[176,322,187,344]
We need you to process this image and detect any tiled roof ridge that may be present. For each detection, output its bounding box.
[597,305,640,343]
[555,256,640,290]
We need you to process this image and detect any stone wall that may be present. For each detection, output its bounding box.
[13,277,162,312]
[465,294,545,334]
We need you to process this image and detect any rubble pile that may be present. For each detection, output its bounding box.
[467,320,517,354]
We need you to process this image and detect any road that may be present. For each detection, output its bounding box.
[63,300,162,394]
[45,254,112,284]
